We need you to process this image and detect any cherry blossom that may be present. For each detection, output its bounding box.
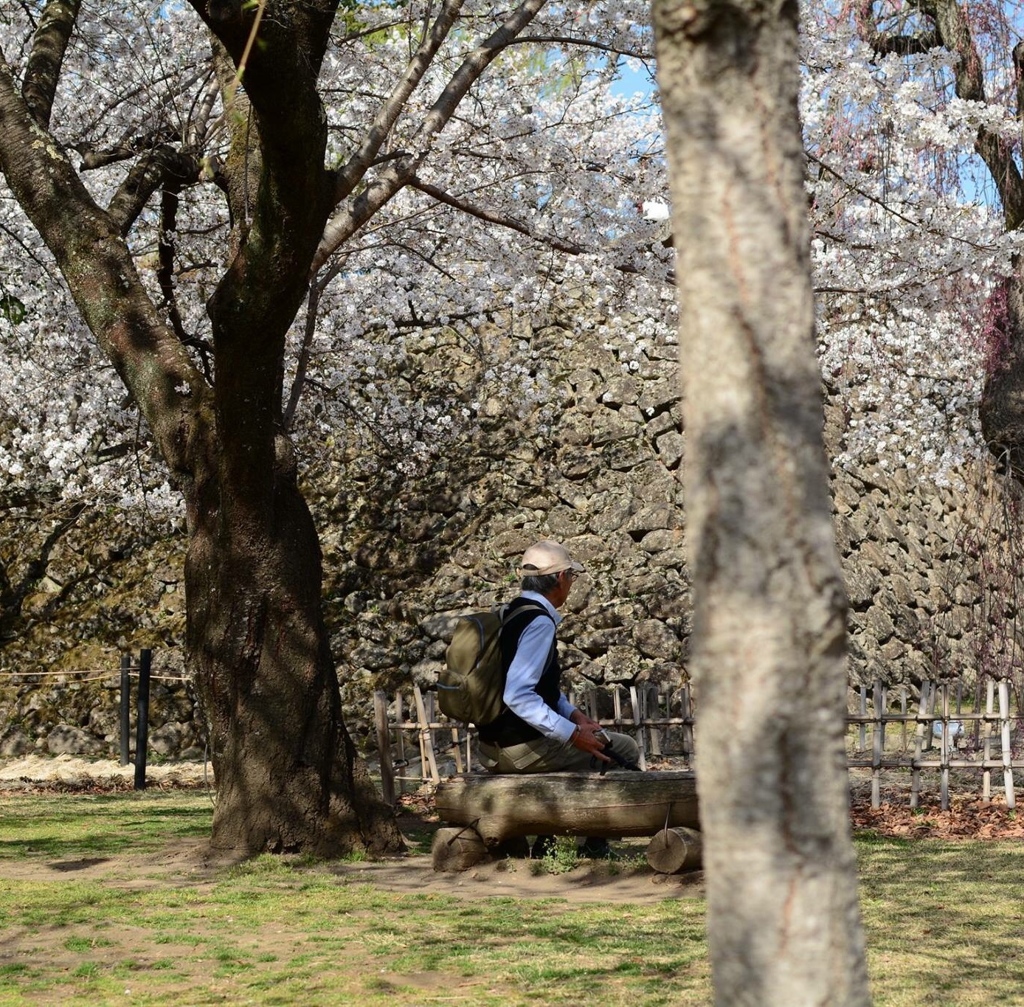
[1,0,1013,523]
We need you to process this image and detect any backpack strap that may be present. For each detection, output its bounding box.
[499,600,555,647]
[480,601,559,742]
[500,599,552,627]
[498,600,557,673]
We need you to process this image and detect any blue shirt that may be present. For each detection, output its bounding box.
[501,590,578,743]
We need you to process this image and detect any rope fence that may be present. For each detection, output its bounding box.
[3,649,169,790]
[0,670,190,682]
[5,651,1019,812]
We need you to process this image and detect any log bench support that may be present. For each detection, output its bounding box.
[646,826,703,874]
[431,770,700,873]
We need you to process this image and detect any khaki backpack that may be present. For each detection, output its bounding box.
[438,602,549,725]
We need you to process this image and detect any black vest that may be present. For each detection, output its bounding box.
[477,597,559,746]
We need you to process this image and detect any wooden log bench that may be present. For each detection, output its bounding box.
[431,770,700,873]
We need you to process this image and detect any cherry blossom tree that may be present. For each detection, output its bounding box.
[804,0,1023,481]
[653,0,870,1002]
[0,0,668,855]
[801,1,1024,692]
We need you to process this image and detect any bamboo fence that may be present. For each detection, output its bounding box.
[372,683,694,805]
[846,678,1018,811]
[374,679,1020,811]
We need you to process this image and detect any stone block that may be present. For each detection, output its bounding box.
[45,725,102,757]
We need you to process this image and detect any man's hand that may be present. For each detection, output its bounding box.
[570,724,611,761]
[570,709,602,731]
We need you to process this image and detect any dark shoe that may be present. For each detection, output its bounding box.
[494,836,531,859]
[577,837,613,859]
[531,835,556,859]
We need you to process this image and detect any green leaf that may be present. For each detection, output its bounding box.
[0,294,26,325]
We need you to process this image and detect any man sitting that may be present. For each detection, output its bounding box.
[477,539,641,775]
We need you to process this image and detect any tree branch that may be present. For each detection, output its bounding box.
[408,175,584,254]
[21,0,81,129]
[314,0,546,271]
[808,150,1003,252]
[283,258,343,430]
[107,144,201,235]
[0,64,206,477]
[207,39,260,247]
[334,0,465,202]
[187,0,339,342]
[512,34,651,60]
[854,0,937,56]
[156,183,207,375]
[0,501,85,637]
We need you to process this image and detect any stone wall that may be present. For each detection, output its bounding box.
[831,451,1023,689]
[2,302,1021,758]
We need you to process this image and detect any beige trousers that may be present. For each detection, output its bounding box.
[477,729,640,773]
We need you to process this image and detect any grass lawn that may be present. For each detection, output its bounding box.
[1,789,1022,1005]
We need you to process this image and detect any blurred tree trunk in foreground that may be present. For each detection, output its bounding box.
[652,1,871,1003]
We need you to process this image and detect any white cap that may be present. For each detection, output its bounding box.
[519,540,585,577]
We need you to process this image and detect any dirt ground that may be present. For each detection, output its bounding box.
[0,755,704,903]
[4,755,1023,902]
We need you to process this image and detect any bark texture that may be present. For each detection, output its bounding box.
[652,1,870,1004]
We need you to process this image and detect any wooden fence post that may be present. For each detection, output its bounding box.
[681,685,694,762]
[629,685,647,772]
[395,694,407,772]
[899,687,908,753]
[449,722,465,775]
[859,685,868,753]
[133,648,151,791]
[983,679,995,803]
[612,685,623,734]
[373,691,396,805]
[910,681,931,809]
[871,680,883,809]
[999,679,1015,810]
[646,685,663,758]
[119,654,132,767]
[413,686,440,784]
[940,682,950,811]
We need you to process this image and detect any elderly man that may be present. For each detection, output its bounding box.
[477,539,640,775]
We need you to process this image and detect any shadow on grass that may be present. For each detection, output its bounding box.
[0,792,212,860]
[857,837,1024,1004]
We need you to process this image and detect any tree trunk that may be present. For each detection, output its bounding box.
[434,771,699,845]
[980,270,1024,474]
[186,463,402,856]
[653,2,871,1005]
[177,0,402,858]
[0,4,405,861]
